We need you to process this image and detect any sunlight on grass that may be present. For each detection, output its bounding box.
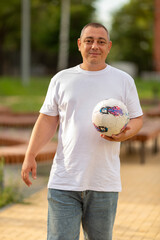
[0,76,160,112]
[0,77,50,96]
[0,77,51,112]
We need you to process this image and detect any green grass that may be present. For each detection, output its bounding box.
[0,76,160,112]
[0,158,23,208]
[0,96,44,112]
[0,76,50,96]
[0,185,24,208]
[135,78,160,99]
[0,76,51,112]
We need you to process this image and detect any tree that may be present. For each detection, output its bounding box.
[57,0,71,71]
[21,0,31,85]
[69,2,95,66]
[0,0,21,75]
[109,0,154,73]
[57,0,96,71]
[0,0,96,75]
[31,0,96,72]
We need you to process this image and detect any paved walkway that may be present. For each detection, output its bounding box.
[0,144,160,240]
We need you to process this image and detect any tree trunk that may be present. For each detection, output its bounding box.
[21,0,31,85]
[57,0,70,71]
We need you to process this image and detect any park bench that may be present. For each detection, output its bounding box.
[0,141,57,163]
[146,104,160,117]
[0,107,57,163]
[127,117,160,164]
[0,106,12,115]
[0,112,38,128]
[1,106,160,164]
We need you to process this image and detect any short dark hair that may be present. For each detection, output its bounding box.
[80,23,110,40]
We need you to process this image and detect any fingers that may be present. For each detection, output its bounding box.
[123,125,131,133]
[100,134,115,141]
[100,133,124,142]
[21,169,32,187]
[21,165,37,187]
[21,157,37,187]
[32,167,37,180]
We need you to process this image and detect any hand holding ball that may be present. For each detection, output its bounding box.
[92,98,129,137]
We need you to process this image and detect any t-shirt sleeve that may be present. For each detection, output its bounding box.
[125,78,143,119]
[40,77,59,116]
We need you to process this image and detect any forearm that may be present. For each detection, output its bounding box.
[125,116,143,140]
[22,113,59,187]
[26,113,59,158]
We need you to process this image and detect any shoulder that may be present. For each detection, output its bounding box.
[108,65,135,86]
[109,65,133,79]
[54,65,79,78]
[50,66,79,84]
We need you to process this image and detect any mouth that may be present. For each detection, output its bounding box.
[89,52,101,56]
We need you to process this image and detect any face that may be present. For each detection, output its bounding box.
[77,26,112,71]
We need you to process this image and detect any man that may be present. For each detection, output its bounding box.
[21,23,143,240]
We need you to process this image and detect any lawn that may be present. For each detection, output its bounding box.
[135,78,160,100]
[0,76,160,112]
[0,76,51,112]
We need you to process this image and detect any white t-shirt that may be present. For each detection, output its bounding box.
[40,65,143,192]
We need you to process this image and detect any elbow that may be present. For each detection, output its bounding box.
[136,115,143,133]
[140,115,143,129]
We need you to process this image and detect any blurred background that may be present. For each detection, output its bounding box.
[0,0,159,112]
[0,0,158,76]
[0,4,160,240]
[0,0,160,209]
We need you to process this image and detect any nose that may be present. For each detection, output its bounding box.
[91,41,99,50]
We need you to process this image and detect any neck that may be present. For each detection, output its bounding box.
[80,63,107,71]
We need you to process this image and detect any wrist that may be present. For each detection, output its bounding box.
[25,151,37,159]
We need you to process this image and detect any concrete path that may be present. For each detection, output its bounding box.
[0,145,160,240]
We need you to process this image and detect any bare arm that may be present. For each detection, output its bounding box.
[21,113,59,186]
[101,115,143,142]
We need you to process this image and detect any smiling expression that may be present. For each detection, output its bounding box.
[77,26,112,71]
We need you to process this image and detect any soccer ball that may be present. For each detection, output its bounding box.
[92,98,129,136]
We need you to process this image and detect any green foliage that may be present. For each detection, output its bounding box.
[31,0,60,54]
[69,3,95,65]
[0,158,4,192]
[0,0,96,73]
[0,185,23,208]
[31,0,96,67]
[0,158,23,208]
[0,0,21,51]
[109,0,154,73]
[0,0,21,74]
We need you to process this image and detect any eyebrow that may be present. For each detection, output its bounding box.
[84,37,107,42]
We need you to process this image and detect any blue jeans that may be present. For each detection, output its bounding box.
[47,189,118,240]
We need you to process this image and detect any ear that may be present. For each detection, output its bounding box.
[77,38,81,51]
[108,41,112,53]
